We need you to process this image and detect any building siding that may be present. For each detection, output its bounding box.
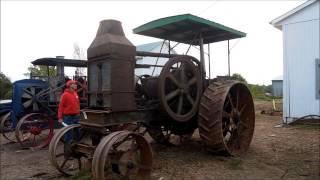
[282,9,320,123]
[135,42,173,76]
[272,80,283,97]
[280,1,319,26]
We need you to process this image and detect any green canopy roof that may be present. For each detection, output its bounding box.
[32,58,87,67]
[133,14,246,45]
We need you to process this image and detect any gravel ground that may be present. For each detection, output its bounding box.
[1,100,319,180]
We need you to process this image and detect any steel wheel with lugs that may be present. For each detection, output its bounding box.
[49,124,84,176]
[92,131,153,180]
[198,81,255,156]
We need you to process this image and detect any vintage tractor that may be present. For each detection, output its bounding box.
[49,14,255,179]
[0,57,88,149]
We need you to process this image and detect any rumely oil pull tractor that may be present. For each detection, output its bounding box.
[0,57,88,149]
[49,14,255,179]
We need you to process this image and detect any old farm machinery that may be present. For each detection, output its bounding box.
[48,14,255,179]
[0,57,88,148]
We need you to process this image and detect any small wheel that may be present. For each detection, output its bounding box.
[158,56,202,122]
[49,124,86,176]
[15,113,54,149]
[92,131,153,180]
[0,112,16,142]
[198,81,255,156]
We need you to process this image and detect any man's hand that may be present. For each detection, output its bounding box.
[58,118,63,123]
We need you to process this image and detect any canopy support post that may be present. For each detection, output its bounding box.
[228,40,230,77]
[199,33,205,82]
[208,44,211,80]
[168,41,171,55]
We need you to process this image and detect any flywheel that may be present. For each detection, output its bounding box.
[158,56,202,122]
[198,81,255,156]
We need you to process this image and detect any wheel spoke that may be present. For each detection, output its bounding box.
[177,95,184,115]
[33,103,39,111]
[56,153,66,158]
[180,63,186,84]
[222,111,232,118]
[23,100,33,108]
[234,130,241,149]
[33,135,36,146]
[228,93,235,109]
[239,103,247,115]
[22,133,31,141]
[168,74,181,88]
[166,89,180,101]
[22,93,32,99]
[112,135,131,150]
[31,87,36,95]
[38,133,45,138]
[60,158,68,169]
[236,88,240,110]
[187,77,197,87]
[23,88,33,96]
[186,94,195,105]
[239,120,249,129]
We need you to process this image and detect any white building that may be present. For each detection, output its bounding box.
[271,0,320,123]
[135,41,177,76]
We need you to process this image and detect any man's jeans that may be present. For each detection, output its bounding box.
[63,115,80,143]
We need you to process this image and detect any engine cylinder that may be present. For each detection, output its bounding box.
[87,20,136,111]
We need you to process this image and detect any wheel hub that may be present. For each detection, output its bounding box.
[30,126,42,135]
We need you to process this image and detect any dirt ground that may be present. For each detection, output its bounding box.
[1,100,319,180]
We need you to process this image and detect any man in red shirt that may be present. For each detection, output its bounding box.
[58,80,80,142]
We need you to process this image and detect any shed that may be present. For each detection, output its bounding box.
[135,41,177,76]
[272,75,283,97]
[270,0,320,123]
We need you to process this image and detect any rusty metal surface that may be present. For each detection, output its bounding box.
[92,131,153,180]
[80,109,151,127]
[198,81,255,156]
[87,20,136,112]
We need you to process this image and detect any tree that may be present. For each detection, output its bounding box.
[73,42,86,76]
[24,65,56,78]
[230,73,247,83]
[0,72,12,99]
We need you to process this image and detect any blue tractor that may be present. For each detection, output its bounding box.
[0,57,87,149]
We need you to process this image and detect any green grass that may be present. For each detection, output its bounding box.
[69,170,93,180]
[227,158,243,170]
[293,124,320,130]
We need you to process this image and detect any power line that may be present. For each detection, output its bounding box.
[198,0,219,16]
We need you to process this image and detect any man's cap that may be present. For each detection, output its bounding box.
[66,80,77,87]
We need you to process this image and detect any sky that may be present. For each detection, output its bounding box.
[0,0,305,85]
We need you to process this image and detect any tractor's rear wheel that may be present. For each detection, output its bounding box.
[198,81,255,156]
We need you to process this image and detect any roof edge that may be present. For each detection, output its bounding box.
[270,0,316,30]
